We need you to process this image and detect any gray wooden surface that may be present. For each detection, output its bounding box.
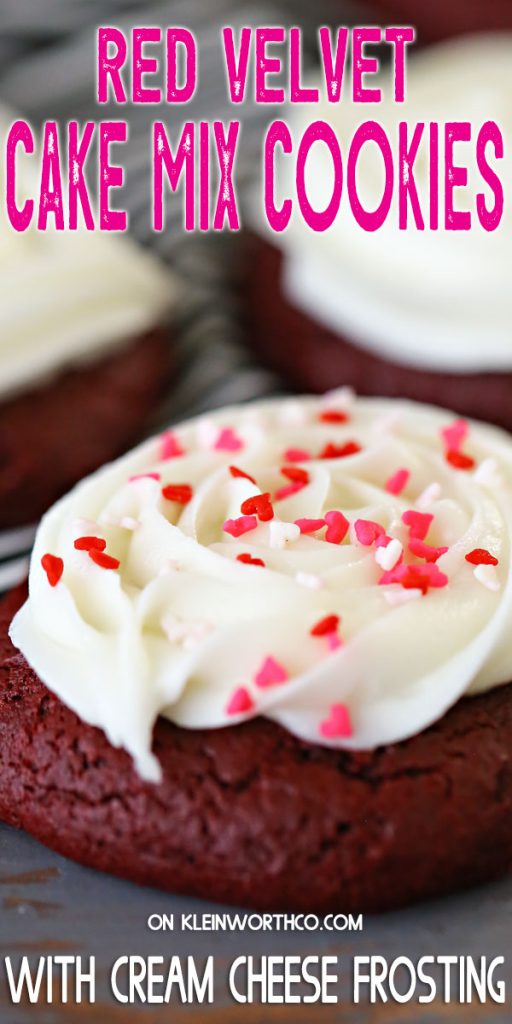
[0,822,510,1022]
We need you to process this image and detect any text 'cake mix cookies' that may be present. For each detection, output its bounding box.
[0,106,174,531]
[245,34,512,430]
[2,391,512,911]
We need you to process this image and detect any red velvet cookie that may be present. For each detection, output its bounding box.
[1,585,511,913]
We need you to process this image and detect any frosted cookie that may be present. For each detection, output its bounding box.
[2,393,512,910]
[0,107,174,529]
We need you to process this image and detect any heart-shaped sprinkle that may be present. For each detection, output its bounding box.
[311,614,340,637]
[241,493,274,522]
[385,468,410,495]
[254,655,288,688]
[319,704,353,739]
[269,521,301,549]
[295,518,326,535]
[74,536,106,552]
[237,553,266,567]
[229,465,257,484]
[465,548,499,566]
[226,687,254,715]
[41,554,64,587]
[354,519,385,546]
[375,538,403,571]
[223,516,258,537]
[473,565,500,591]
[215,427,244,452]
[402,510,433,540]
[324,510,349,545]
[160,430,185,459]
[161,483,193,505]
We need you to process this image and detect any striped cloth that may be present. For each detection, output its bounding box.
[0,0,366,584]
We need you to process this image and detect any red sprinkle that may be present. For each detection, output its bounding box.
[241,493,274,522]
[214,427,243,452]
[380,562,448,594]
[223,516,258,537]
[354,519,385,546]
[283,447,311,462]
[237,553,266,567]
[295,517,326,535]
[402,510,433,540]
[320,441,361,460]
[441,419,468,452]
[226,686,254,715]
[275,481,305,501]
[465,548,499,566]
[445,450,475,471]
[229,465,257,485]
[160,430,185,460]
[318,409,349,424]
[41,553,64,587]
[324,510,350,545]
[89,549,120,571]
[311,614,340,637]
[74,536,106,552]
[319,703,353,739]
[281,465,310,484]
[385,468,410,495]
[161,483,193,505]
[409,539,448,563]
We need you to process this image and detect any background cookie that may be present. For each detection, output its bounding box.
[244,237,512,432]
[0,329,172,531]
[1,585,511,913]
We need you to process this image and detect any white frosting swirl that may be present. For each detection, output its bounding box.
[272,34,512,372]
[0,108,173,399]
[10,393,512,780]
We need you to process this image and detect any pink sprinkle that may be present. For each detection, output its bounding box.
[226,686,254,715]
[385,468,410,495]
[223,515,258,537]
[215,427,244,452]
[319,703,353,739]
[380,562,449,593]
[402,509,433,540]
[254,655,288,689]
[441,419,468,452]
[327,632,343,652]
[275,481,305,501]
[409,539,449,563]
[283,447,311,462]
[129,472,161,482]
[354,519,385,546]
[295,518,326,535]
[160,430,185,459]
[324,510,349,545]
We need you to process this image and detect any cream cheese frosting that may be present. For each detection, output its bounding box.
[0,108,173,400]
[9,392,512,780]
[271,34,512,372]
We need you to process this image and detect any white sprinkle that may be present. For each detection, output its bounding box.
[473,458,503,490]
[296,571,324,590]
[373,409,403,435]
[473,564,501,592]
[280,400,307,425]
[196,417,217,448]
[73,518,99,535]
[269,521,301,549]
[416,482,442,509]
[120,517,139,531]
[384,587,422,606]
[375,538,403,572]
[162,613,212,648]
[323,385,355,409]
